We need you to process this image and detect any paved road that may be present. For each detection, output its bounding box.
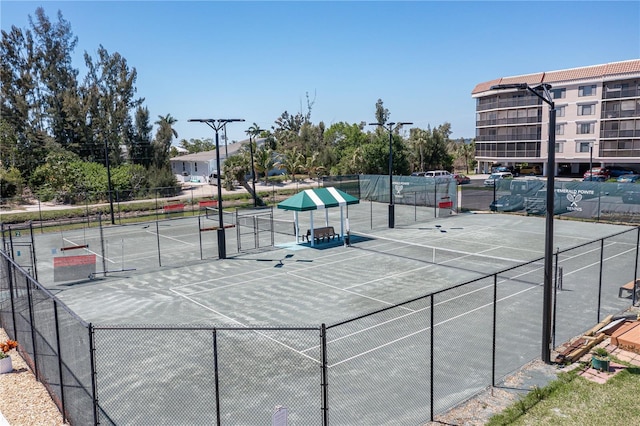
[1,179,320,216]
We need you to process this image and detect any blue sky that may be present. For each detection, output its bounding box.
[2,1,639,146]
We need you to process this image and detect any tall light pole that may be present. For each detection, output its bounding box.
[223,124,229,160]
[188,118,245,259]
[103,139,115,225]
[491,82,556,363]
[245,125,262,208]
[368,121,413,228]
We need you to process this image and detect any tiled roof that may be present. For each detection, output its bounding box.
[542,64,608,83]
[472,59,640,95]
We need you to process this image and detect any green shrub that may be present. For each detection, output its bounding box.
[0,167,23,198]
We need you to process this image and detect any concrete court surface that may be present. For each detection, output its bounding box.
[41,210,635,327]
[15,208,640,425]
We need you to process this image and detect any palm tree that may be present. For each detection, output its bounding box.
[253,145,275,184]
[278,147,304,182]
[456,139,476,174]
[152,114,178,168]
[305,152,325,180]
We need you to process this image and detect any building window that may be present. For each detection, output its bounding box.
[577,122,595,134]
[578,85,597,97]
[551,88,566,99]
[182,162,185,171]
[194,162,198,172]
[556,105,566,117]
[576,141,594,153]
[555,123,565,135]
[578,104,596,116]
[555,142,564,153]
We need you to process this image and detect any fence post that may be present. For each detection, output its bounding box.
[434,183,438,218]
[213,329,221,426]
[98,213,107,276]
[26,275,39,379]
[85,191,90,228]
[552,248,559,348]
[491,274,497,388]
[155,219,162,267]
[38,195,44,233]
[7,256,18,338]
[634,228,640,307]
[89,323,99,425]
[370,200,373,230]
[53,301,67,423]
[116,190,122,225]
[198,215,203,260]
[321,324,329,426]
[29,221,38,281]
[429,295,434,422]
[597,239,605,323]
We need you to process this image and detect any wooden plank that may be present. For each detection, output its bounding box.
[584,314,613,336]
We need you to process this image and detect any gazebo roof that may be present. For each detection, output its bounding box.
[277,187,359,212]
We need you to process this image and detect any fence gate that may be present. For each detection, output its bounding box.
[1,222,37,280]
[235,208,276,252]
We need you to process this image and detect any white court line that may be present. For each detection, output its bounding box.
[166,232,629,367]
[171,267,262,290]
[62,237,116,264]
[354,231,529,265]
[175,272,274,295]
[343,245,512,291]
[144,230,196,246]
[343,263,439,290]
[302,263,540,356]
[287,272,418,313]
[323,241,631,366]
[169,289,321,364]
[329,284,538,367]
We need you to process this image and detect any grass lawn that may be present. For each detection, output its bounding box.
[488,363,640,425]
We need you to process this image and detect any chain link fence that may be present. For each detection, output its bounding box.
[323,174,458,229]
[459,178,640,224]
[1,227,638,425]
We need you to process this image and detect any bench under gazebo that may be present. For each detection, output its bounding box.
[277,187,359,247]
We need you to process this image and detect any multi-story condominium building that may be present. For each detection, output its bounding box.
[472,59,640,176]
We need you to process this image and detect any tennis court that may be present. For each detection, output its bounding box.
[3,205,638,425]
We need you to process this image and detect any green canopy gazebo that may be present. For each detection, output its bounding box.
[277,187,359,246]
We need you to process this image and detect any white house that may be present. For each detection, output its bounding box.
[169,138,267,183]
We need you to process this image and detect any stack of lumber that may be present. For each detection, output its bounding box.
[554,315,613,363]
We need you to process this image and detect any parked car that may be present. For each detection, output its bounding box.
[608,166,636,178]
[518,165,542,176]
[490,194,525,212]
[583,167,610,180]
[411,172,426,177]
[483,172,513,186]
[424,170,452,178]
[616,174,640,184]
[492,166,513,173]
[452,173,471,184]
[617,174,640,193]
[583,175,606,182]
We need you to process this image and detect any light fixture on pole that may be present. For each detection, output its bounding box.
[491,82,556,363]
[589,141,594,179]
[188,118,245,259]
[245,125,263,208]
[368,121,413,228]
